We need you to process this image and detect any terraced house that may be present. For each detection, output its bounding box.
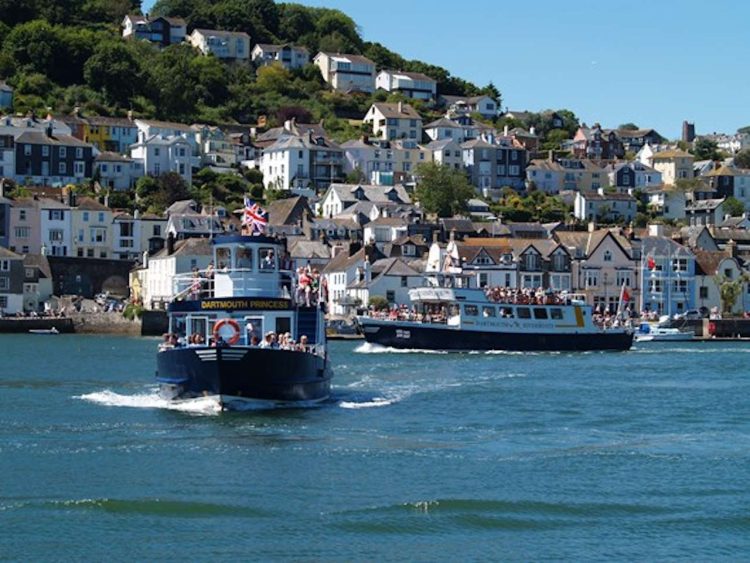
[14,127,94,186]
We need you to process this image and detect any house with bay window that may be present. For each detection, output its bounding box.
[639,236,696,316]
[71,197,113,259]
[39,198,72,257]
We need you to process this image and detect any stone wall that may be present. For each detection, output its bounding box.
[47,256,135,298]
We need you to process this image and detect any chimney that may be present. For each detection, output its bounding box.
[127,109,133,121]
[67,188,76,208]
[45,122,53,138]
[529,126,536,136]
[588,221,597,233]
[726,238,737,259]
[134,209,140,219]
[166,232,175,255]
[647,223,664,237]
[363,256,371,283]
[503,125,509,136]
[548,149,554,162]
[73,106,80,117]
[398,101,403,114]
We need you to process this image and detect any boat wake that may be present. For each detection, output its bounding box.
[354,342,448,354]
[338,397,396,409]
[76,389,222,415]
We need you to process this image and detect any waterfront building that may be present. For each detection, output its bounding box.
[112,211,167,260]
[141,237,212,310]
[0,195,10,248]
[0,246,24,314]
[39,198,72,257]
[693,249,747,316]
[639,235,696,316]
[70,197,113,259]
[22,253,53,312]
[7,198,41,255]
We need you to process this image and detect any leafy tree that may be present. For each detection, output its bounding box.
[149,44,199,120]
[734,149,750,169]
[84,41,141,105]
[415,162,475,217]
[618,122,639,130]
[692,138,720,161]
[723,196,745,217]
[278,4,315,40]
[478,81,502,106]
[715,274,745,315]
[541,129,569,151]
[368,295,389,311]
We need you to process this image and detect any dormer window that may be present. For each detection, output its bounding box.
[603,250,612,262]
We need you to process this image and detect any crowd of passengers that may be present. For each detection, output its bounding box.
[484,286,574,305]
[184,257,327,307]
[161,331,313,352]
[368,304,452,323]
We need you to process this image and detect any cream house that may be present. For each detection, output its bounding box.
[71,197,113,259]
[363,102,423,141]
[313,52,376,93]
[188,29,251,62]
[651,149,694,186]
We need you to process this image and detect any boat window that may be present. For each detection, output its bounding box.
[259,247,276,271]
[276,316,291,335]
[244,317,263,345]
[216,247,232,271]
[533,308,548,320]
[550,308,563,320]
[464,304,479,316]
[236,246,253,270]
[517,307,531,319]
[499,307,514,318]
[482,306,495,318]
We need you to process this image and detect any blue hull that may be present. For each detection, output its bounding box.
[156,346,332,404]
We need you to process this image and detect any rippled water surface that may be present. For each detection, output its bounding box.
[1,335,749,560]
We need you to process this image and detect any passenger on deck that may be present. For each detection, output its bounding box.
[298,334,309,352]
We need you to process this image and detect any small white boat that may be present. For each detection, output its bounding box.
[633,323,694,342]
[29,327,60,335]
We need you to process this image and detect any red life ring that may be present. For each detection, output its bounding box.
[213,318,241,345]
[708,321,717,336]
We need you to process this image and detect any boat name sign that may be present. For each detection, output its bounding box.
[200,298,292,311]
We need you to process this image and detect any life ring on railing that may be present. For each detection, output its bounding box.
[213,318,241,345]
[707,321,717,336]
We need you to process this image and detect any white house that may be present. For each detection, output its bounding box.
[526,159,566,194]
[112,211,166,261]
[363,102,423,142]
[318,183,412,218]
[121,14,186,47]
[348,257,423,308]
[251,44,309,69]
[95,152,142,191]
[39,198,72,257]
[685,199,726,226]
[375,70,436,101]
[142,237,212,310]
[0,247,24,314]
[323,245,380,316]
[134,119,198,155]
[363,216,409,248]
[574,189,637,223]
[694,250,747,315]
[643,185,687,220]
[441,95,499,119]
[259,133,344,193]
[313,52,376,93]
[188,29,251,62]
[422,138,463,171]
[424,117,466,143]
[130,135,194,183]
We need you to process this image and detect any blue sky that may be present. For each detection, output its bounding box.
[142,0,749,138]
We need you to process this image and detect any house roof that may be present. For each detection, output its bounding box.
[266,196,311,226]
[14,131,91,147]
[651,149,693,160]
[369,102,421,120]
[289,240,330,260]
[153,237,212,258]
[366,216,408,227]
[75,197,109,211]
[23,253,52,278]
[579,190,637,202]
[135,119,193,132]
[166,199,198,216]
[372,257,422,278]
[686,198,725,211]
[318,52,375,67]
[326,183,411,205]
[0,80,13,93]
[380,69,436,83]
[86,115,136,127]
[527,159,565,172]
[0,246,22,259]
[95,151,133,162]
[705,164,744,177]
[693,250,729,276]
[192,28,251,39]
[425,117,462,129]
[254,43,308,53]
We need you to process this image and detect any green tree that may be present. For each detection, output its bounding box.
[149,44,198,121]
[692,138,720,161]
[415,162,475,217]
[723,196,745,217]
[618,122,639,130]
[715,274,744,316]
[84,41,141,105]
[733,149,750,169]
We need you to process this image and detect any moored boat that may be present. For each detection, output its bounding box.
[357,272,633,352]
[155,233,332,410]
[633,323,695,342]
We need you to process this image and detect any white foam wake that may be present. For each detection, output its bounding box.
[354,342,448,355]
[339,397,395,409]
[76,389,222,415]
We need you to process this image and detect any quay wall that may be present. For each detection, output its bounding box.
[0,318,75,333]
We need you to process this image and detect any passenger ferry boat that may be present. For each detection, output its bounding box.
[156,234,332,410]
[357,272,634,352]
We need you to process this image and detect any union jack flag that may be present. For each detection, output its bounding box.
[243,197,268,234]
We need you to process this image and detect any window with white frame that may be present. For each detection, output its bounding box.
[616,271,632,287]
[0,259,9,271]
[584,270,599,288]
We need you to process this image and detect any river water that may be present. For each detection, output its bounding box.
[1,335,749,560]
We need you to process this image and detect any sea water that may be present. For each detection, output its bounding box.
[1,334,749,560]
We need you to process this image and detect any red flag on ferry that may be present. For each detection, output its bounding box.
[622,287,631,303]
[647,255,656,270]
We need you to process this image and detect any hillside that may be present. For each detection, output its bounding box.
[0,0,499,135]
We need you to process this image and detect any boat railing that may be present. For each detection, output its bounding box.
[171,267,297,301]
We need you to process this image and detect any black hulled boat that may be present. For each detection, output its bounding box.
[156,234,332,410]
